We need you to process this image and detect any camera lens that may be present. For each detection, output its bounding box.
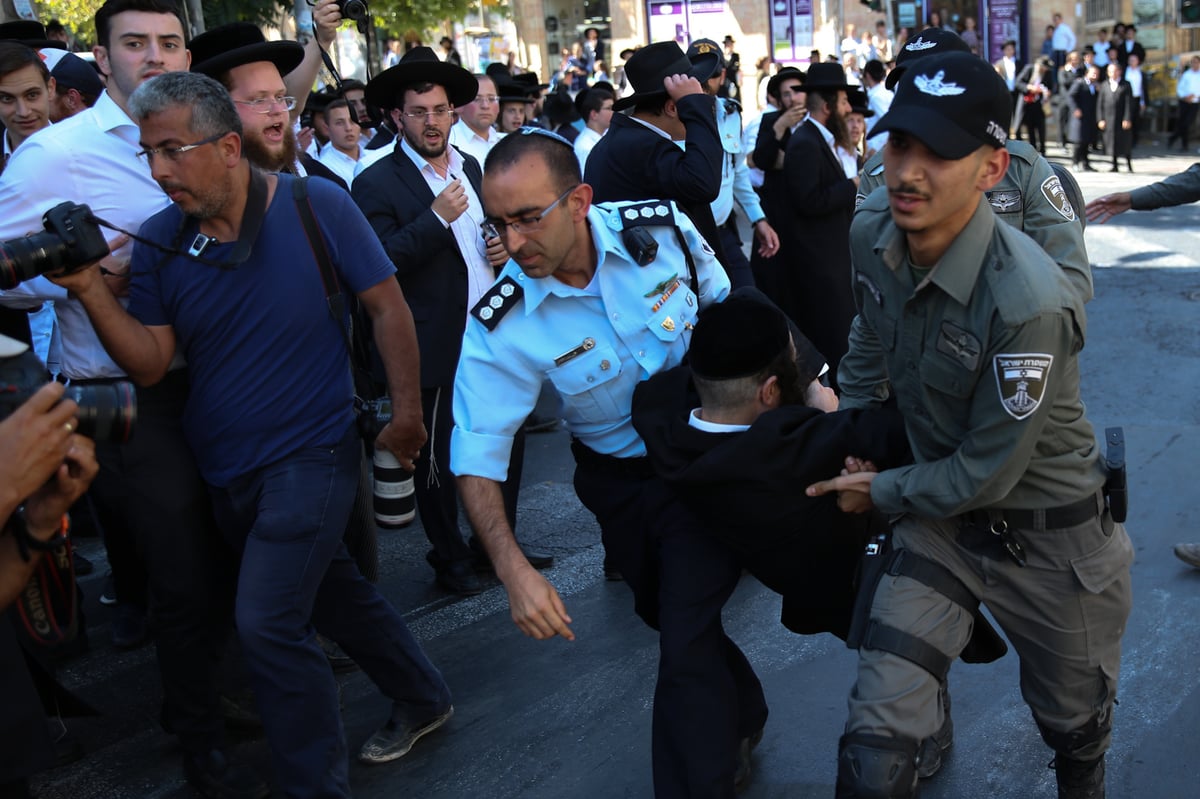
[0,232,66,290]
[372,449,415,529]
[63,381,137,444]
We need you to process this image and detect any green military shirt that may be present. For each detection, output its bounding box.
[856,140,1093,310]
[1129,162,1200,210]
[839,191,1105,518]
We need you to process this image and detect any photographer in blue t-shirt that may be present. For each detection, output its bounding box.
[50,72,452,798]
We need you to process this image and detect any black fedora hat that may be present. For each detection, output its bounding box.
[190,23,305,79]
[0,20,66,51]
[365,46,478,110]
[847,88,874,117]
[765,66,805,101]
[495,76,535,104]
[800,62,852,93]
[613,41,719,111]
[512,72,550,92]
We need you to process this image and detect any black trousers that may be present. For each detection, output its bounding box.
[414,384,524,569]
[572,445,767,798]
[1021,102,1047,152]
[1173,102,1199,149]
[717,221,756,291]
[88,369,234,753]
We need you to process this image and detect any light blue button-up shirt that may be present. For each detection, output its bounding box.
[451,201,731,481]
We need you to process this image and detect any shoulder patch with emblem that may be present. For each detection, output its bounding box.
[868,162,885,176]
[1039,175,1076,221]
[855,192,867,209]
[470,276,523,331]
[987,189,1022,213]
[993,353,1054,420]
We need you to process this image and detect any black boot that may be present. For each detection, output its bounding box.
[1052,754,1105,799]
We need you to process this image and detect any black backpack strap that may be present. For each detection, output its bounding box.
[292,177,351,355]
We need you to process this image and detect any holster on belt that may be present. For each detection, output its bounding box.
[1103,427,1128,523]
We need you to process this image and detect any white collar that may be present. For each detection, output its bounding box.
[687,409,750,433]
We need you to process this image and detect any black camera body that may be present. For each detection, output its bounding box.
[0,202,110,290]
[338,0,369,32]
[356,396,391,443]
[0,345,136,444]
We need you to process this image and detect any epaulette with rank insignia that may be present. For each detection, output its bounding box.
[470,275,523,331]
[722,98,742,115]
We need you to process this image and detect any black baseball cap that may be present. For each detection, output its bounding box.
[886,28,971,90]
[686,38,726,80]
[871,51,1010,160]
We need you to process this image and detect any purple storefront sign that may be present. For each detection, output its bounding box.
[987,0,1021,63]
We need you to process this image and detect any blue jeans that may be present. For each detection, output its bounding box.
[209,424,450,798]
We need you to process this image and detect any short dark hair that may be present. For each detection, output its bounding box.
[322,96,350,121]
[0,42,50,83]
[578,86,613,120]
[632,93,669,116]
[96,0,187,50]
[806,88,838,114]
[46,20,66,36]
[692,346,801,415]
[863,59,886,83]
[484,128,580,193]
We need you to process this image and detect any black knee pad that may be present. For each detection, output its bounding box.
[836,733,920,799]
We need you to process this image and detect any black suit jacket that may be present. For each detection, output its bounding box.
[632,364,905,638]
[585,95,727,266]
[1097,79,1134,156]
[1117,40,1146,67]
[352,146,484,388]
[778,119,858,370]
[751,109,792,225]
[1067,79,1099,144]
[297,153,348,192]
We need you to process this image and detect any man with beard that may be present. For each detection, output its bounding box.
[0,2,269,796]
[189,18,350,191]
[351,48,551,596]
[777,62,858,386]
[52,70,448,797]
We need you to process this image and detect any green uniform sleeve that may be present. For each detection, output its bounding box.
[1018,155,1094,305]
[869,309,1078,517]
[1129,162,1200,210]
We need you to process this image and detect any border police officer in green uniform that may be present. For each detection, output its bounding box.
[809,52,1134,799]
[858,28,1093,308]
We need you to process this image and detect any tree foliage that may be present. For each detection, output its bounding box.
[32,0,101,46]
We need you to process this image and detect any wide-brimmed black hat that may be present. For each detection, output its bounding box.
[364,45,478,110]
[886,28,970,90]
[847,88,874,117]
[190,23,305,79]
[800,62,853,93]
[686,38,726,81]
[872,51,1010,160]
[765,66,805,101]
[613,41,720,111]
[0,20,66,50]
[495,76,536,104]
[512,72,549,92]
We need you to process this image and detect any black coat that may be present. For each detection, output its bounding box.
[352,146,484,388]
[631,365,906,638]
[1116,40,1146,67]
[585,95,728,267]
[778,119,859,377]
[297,153,349,192]
[1067,79,1100,144]
[1097,79,1134,157]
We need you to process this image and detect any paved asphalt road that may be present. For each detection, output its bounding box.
[30,143,1200,799]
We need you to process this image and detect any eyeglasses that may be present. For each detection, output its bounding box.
[401,107,453,121]
[474,94,500,105]
[481,185,578,240]
[234,95,297,114]
[135,131,228,163]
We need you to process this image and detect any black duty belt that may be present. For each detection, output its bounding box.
[569,439,656,479]
[963,490,1103,532]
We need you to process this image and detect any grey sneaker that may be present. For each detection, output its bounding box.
[1173,543,1200,569]
[358,705,454,765]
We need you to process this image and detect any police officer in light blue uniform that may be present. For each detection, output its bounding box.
[452,129,766,798]
[685,38,781,290]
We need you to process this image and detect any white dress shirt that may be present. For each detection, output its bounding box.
[0,91,178,380]
[1177,67,1200,100]
[448,119,504,168]
[573,126,604,174]
[1052,22,1076,52]
[397,137,496,309]
[317,142,388,188]
[1125,67,1144,102]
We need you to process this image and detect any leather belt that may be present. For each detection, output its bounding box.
[963,491,1103,531]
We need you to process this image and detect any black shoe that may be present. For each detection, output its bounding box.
[1109,166,1119,172]
[317,634,359,674]
[98,571,117,606]
[428,553,483,595]
[468,537,553,571]
[71,551,94,576]
[110,603,148,649]
[916,682,953,779]
[218,692,264,733]
[1051,753,1105,799]
[1083,164,1096,172]
[182,749,270,799]
[603,556,623,581]
[47,718,84,767]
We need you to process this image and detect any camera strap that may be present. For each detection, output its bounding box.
[91,167,271,271]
